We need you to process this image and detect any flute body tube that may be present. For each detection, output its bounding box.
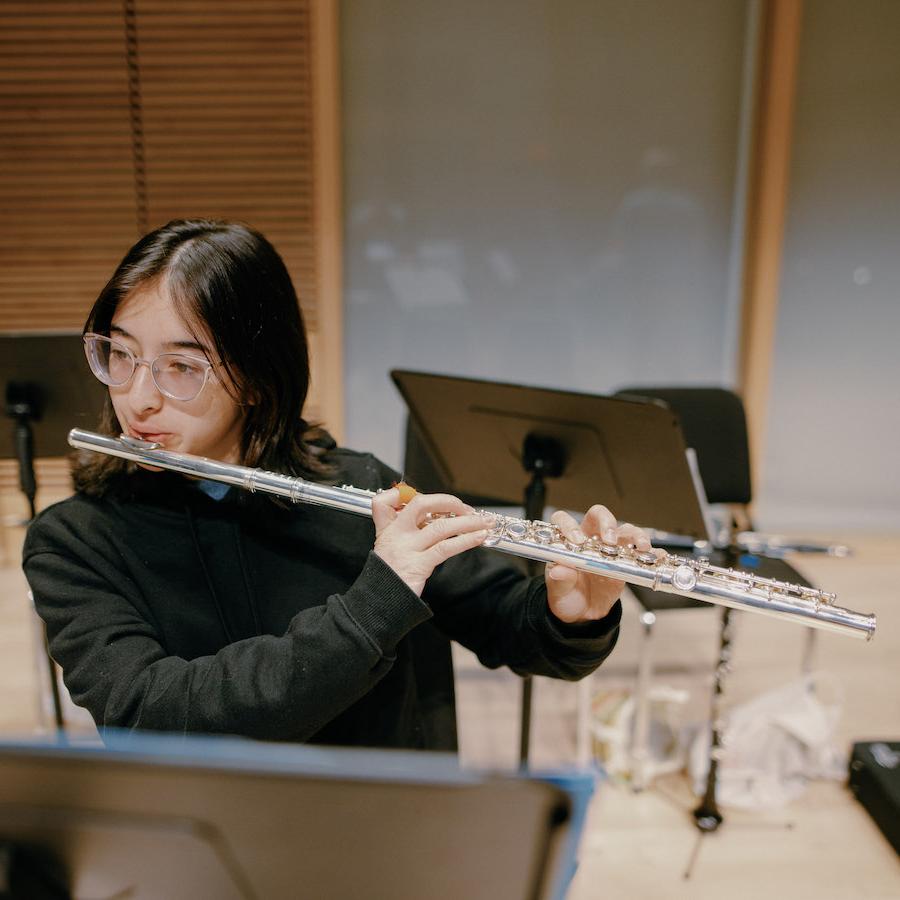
[67,429,877,641]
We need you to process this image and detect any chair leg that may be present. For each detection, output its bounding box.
[631,609,657,791]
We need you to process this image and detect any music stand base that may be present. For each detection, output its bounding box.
[691,803,724,833]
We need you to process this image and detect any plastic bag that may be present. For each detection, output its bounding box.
[592,685,691,783]
[689,673,845,810]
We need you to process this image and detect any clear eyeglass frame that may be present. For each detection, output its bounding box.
[83,332,216,402]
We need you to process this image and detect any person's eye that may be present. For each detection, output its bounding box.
[109,347,131,361]
[167,357,204,376]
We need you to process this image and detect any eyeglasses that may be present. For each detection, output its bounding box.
[83,333,216,402]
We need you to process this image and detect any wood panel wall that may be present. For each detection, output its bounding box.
[738,0,803,494]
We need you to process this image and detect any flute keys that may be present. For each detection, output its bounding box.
[505,521,528,541]
[635,550,658,565]
[598,543,620,557]
[533,526,555,543]
[672,564,698,592]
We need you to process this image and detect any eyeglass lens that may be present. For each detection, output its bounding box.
[85,335,209,401]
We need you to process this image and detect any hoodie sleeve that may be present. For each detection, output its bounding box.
[424,543,622,681]
[23,499,432,742]
[363,457,622,679]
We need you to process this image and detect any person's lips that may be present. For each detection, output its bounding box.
[124,426,173,471]
[127,427,172,444]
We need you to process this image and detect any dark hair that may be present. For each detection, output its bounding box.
[74,219,334,494]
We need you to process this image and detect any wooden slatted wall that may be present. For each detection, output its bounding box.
[136,0,319,331]
[0,0,342,523]
[0,1,136,331]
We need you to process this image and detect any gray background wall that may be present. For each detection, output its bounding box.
[341,0,899,532]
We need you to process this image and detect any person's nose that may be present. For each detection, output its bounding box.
[127,360,163,414]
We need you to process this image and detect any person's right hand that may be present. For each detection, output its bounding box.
[371,489,491,596]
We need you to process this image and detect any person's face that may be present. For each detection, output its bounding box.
[108,281,247,464]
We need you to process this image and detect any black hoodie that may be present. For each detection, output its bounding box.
[23,447,621,750]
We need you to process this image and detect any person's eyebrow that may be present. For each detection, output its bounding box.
[165,338,211,355]
[109,325,210,355]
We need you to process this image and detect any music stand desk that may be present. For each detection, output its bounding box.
[391,369,710,541]
[1,331,105,460]
[0,733,580,900]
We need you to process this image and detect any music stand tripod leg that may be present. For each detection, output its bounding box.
[518,435,565,769]
[692,607,732,823]
[681,605,733,879]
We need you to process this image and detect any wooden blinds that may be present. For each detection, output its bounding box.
[0,1,136,331]
[0,0,342,431]
[134,0,318,327]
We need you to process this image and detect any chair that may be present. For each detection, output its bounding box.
[613,387,818,790]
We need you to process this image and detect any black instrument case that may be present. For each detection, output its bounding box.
[848,741,900,856]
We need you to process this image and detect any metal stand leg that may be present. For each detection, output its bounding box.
[575,675,593,767]
[683,606,734,879]
[30,591,65,733]
[518,435,565,769]
[519,676,533,768]
[631,609,656,791]
[42,627,65,732]
[692,608,732,827]
[801,626,817,676]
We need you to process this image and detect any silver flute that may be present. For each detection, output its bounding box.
[68,428,876,641]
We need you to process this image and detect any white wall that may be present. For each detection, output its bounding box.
[342,0,749,470]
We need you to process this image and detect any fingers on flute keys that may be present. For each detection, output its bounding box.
[553,506,654,551]
[378,492,491,552]
[373,492,492,594]
[371,487,403,529]
[415,495,496,562]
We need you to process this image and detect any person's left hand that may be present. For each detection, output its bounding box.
[544,505,657,624]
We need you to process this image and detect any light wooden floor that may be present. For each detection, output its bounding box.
[1,506,898,898]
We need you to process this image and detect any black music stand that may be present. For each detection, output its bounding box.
[2,332,106,730]
[0,733,577,900]
[390,370,712,767]
[2,332,105,517]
